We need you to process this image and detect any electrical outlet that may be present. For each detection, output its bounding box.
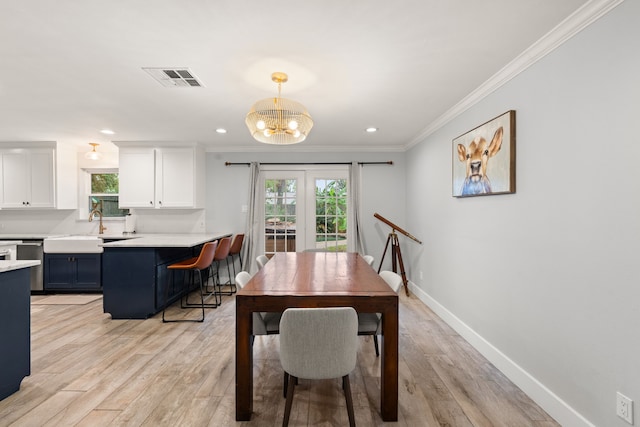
[617,392,633,424]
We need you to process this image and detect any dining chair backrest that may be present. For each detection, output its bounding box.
[256,254,269,269]
[279,307,358,380]
[235,271,279,336]
[379,270,403,293]
[362,254,374,267]
[213,237,231,261]
[235,271,252,289]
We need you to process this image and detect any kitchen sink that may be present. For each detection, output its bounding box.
[43,236,104,253]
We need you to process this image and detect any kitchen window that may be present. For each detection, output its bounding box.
[83,169,129,218]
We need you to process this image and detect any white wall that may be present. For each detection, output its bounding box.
[405,1,638,426]
[205,150,406,268]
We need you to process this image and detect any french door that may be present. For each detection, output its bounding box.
[261,168,349,256]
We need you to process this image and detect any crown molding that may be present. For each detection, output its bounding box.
[203,143,405,153]
[404,0,625,150]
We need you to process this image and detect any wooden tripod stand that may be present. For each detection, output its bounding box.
[378,231,410,296]
[374,213,422,297]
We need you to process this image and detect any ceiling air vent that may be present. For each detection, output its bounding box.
[142,67,204,88]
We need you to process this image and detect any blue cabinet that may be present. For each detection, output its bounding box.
[44,253,101,291]
[0,268,31,400]
[102,246,195,319]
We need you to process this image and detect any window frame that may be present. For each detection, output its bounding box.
[79,167,128,221]
[259,165,352,254]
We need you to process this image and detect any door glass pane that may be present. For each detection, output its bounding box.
[314,178,347,252]
[264,178,297,256]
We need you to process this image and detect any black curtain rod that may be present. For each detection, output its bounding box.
[225,161,393,166]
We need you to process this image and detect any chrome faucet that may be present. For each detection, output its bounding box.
[89,208,107,234]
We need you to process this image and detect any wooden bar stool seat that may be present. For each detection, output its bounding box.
[162,241,218,323]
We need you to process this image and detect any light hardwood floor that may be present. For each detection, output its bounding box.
[0,290,560,426]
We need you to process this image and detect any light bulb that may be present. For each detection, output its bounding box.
[257,120,266,130]
[85,150,102,160]
[288,120,298,130]
[263,129,271,137]
[293,130,301,138]
[85,143,102,160]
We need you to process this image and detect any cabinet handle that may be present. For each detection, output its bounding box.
[159,201,162,205]
[150,201,153,205]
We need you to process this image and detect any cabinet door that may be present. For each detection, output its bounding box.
[28,150,55,208]
[156,148,195,208]
[1,151,30,208]
[75,255,102,289]
[119,148,156,208]
[44,255,76,289]
[0,149,54,208]
[0,152,4,206]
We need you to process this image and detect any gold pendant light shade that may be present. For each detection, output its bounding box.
[245,72,313,145]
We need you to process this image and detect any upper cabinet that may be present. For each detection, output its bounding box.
[117,144,205,209]
[0,142,77,210]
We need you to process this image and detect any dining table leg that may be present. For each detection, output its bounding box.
[235,298,253,420]
[380,299,399,421]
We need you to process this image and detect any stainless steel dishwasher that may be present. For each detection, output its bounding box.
[17,241,44,292]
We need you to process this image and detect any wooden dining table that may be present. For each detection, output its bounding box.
[235,251,399,421]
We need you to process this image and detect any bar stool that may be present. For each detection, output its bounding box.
[212,237,233,296]
[227,233,244,287]
[162,241,218,323]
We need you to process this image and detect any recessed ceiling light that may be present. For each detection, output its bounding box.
[100,129,115,135]
[216,128,227,134]
[365,127,378,133]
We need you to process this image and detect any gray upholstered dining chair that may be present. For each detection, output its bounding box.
[279,307,358,427]
[357,270,403,357]
[256,254,269,270]
[235,271,280,342]
[361,254,375,267]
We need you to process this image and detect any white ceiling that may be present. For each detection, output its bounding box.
[0,0,597,153]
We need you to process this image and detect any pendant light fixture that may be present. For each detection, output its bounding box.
[85,142,102,160]
[245,72,313,145]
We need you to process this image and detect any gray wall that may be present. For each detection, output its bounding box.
[205,150,406,269]
[405,1,638,426]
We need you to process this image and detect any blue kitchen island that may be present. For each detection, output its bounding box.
[101,232,231,319]
[0,260,41,400]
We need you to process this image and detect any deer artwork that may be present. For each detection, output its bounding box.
[457,126,503,196]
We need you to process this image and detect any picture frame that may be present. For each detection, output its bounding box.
[452,110,516,198]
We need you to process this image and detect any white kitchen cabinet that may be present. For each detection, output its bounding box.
[0,143,77,210]
[118,148,156,208]
[2,149,54,208]
[118,144,204,209]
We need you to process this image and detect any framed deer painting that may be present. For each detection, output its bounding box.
[452,110,516,197]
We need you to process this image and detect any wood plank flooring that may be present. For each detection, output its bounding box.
[0,290,560,426]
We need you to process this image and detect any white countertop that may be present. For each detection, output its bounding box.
[0,234,65,240]
[100,232,232,248]
[0,260,41,273]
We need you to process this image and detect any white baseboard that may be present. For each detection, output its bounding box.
[408,281,595,427]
